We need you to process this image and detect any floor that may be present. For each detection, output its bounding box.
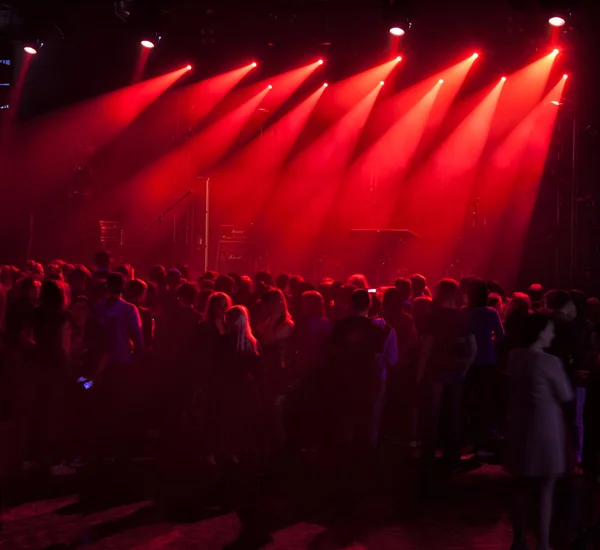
[0,463,525,550]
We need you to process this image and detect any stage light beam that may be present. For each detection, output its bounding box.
[251,62,257,68]
[552,48,559,55]
[24,46,37,55]
[439,79,444,84]
[390,27,405,36]
[141,40,155,49]
[563,74,568,79]
[472,53,479,59]
[549,16,566,27]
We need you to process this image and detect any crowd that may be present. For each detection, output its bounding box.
[1,250,600,550]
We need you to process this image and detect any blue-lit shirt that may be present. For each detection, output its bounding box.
[465,306,505,366]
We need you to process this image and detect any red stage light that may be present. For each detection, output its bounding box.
[396,56,402,62]
[24,46,37,55]
[552,48,559,55]
[318,59,324,65]
[323,83,328,87]
[186,65,192,71]
[501,76,507,82]
[141,40,155,49]
[390,27,405,36]
[380,81,385,86]
[439,79,444,84]
[563,74,568,79]
[551,100,561,106]
[472,53,479,59]
[268,84,273,89]
[251,62,257,68]
[549,16,566,27]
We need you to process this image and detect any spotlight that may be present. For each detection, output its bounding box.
[323,82,328,87]
[563,74,568,79]
[379,80,385,86]
[268,84,273,89]
[552,48,559,55]
[23,39,42,55]
[389,27,405,36]
[318,59,324,65]
[501,76,507,82]
[24,46,37,55]
[549,16,566,27]
[438,79,444,84]
[141,40,155,49]
[186,65,192,71]
[396,56,402,61]
[251,62,257,68]
[551,100,561,106]
[472,53,479,59]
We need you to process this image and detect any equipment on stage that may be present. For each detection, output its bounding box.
[99,220,124,248]
[216,225,258,274]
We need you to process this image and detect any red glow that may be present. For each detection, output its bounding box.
[318,59,324,65]
[563,73,568,79]
[439,79,444,84]
[23,46,37,55]
[323,83,328,87]
[549,16,566,27]
[390,27,405,36]
[501,76,507,81]
[396,56,402,62]
[472,53,479,59]
[186,65,192,71]
[268,84,273,90]
[380,81,385,86]
[251,62,257,68]
[552,48,559,55]
[141,40,155,49]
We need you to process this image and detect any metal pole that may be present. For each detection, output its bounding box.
[204,177,210,274]
[569,101,577,286]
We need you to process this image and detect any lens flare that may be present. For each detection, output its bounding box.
[390,27,405,36]
[549,16,566,27]
[141,40,155,49]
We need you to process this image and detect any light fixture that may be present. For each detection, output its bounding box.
[549,16,566,27]
[396,56,402,61]
[23,39,42,55]
[551,100,561,106]
[24,46,37,55]
[186,65,192,71]
[552,48,559,55]
[472,53,479,59]
[323,83,328,87]
[141,40,155,49]
[251,62,257,68]
[379,80,385,86]
[501,76,507,82]
[389,27,405,36]
[563,74,568,79]
[318,59,324,65]
[439,79,444,84]
[268,84,273,89]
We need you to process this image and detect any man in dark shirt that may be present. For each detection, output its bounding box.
[331,289,396,451]
[418,279,477,477]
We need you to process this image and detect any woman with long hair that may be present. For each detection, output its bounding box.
[255,288,294,451]
[505,313,574,550]
[207,305,262,463]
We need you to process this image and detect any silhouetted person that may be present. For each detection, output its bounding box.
[92,250,112,280]
[418,279,476,478]
[527,283,545,312]
[463,278,505,453]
